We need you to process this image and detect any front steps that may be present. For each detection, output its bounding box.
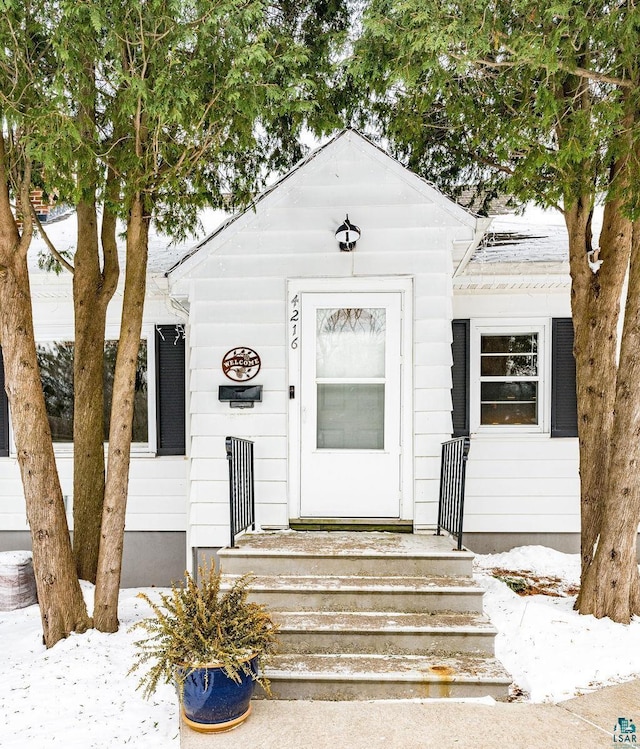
[217,531,511,701]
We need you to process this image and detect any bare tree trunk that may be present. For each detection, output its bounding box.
[0,136,90,646]
[72,200,107,581]
[93,194,148,632]
[71,54,122,582]
[579,219,640,621]
[568,195,633,604]
[72,194,119,583]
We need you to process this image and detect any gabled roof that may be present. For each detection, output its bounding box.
[166,128,481,281]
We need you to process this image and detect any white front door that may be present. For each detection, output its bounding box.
[299,292,403,517]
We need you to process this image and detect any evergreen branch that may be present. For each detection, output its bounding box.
[453,53,634,89]
[29,206,75,274]
[129,561,278,701]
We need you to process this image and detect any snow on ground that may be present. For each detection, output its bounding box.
[1,546,640,747]
[474,546,640,702]
[0,583,178,749]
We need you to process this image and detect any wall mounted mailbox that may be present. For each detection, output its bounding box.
[218,385,263,408]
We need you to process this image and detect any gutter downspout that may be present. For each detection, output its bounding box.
[453,216,493,277]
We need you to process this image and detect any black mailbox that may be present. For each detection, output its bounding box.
[218,385,262,408]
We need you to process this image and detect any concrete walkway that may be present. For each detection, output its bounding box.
[180,678,640,749]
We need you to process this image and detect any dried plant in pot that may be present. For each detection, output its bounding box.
[129,561,278,733]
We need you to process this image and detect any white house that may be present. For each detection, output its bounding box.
[0,130,579,584]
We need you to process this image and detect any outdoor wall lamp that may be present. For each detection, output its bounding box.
[335,215,361,251]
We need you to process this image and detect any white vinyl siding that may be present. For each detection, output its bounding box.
[462,437,580,533]
[453,293,578,535]
[172,132,476,545]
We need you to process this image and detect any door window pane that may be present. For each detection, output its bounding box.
[316,308,386,378]
[317,384,384,449]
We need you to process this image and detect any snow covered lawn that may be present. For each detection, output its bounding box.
[0,583,178,749]
[474,546,640,702]
[1,546,640,747]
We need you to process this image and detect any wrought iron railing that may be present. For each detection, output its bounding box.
[437,436,471,551]
[226,436,255,548]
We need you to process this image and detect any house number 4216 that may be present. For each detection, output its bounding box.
[290,295,299,349]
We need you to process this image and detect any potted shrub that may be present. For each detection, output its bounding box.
[129,560,278,733]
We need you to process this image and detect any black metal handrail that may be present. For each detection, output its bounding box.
[226,436,255,548]
[437,436,471,551]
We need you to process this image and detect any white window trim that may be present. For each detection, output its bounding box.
[9,324,157,457]
[470,318,551,435]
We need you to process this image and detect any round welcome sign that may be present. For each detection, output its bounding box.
[222,347,261,382]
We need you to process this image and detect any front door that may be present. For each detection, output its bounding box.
[299,292,402,517]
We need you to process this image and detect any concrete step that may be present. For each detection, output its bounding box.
[222,573,485,613]
[216,532,510,701]
[273,610,497,655]
[218,531,473,578]
[260,653,512,701]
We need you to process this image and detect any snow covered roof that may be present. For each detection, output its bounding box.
[25,187,593,280]
[471,206,569,265]
[26,208,230,276]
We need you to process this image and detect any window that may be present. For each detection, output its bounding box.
[470,321,548,433]
[452,319,576,438]
[479,333,538,425]
[0,324,185,458]
[36,339,148,444]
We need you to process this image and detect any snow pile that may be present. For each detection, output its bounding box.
[475,545,640,702]
[0,551,34,568]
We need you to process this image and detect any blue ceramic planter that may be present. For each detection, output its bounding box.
[179,657,258,733]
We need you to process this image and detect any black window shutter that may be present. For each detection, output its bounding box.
[551,318,578,438]
[155,325,186,455]
[0,347,8,457]
[451,319,470,437]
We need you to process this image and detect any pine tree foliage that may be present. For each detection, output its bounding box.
[352,0,640,213]
[130,561,278,700]
[46,0,350,235]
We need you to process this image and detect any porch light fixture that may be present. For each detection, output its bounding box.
[335,215,361,251]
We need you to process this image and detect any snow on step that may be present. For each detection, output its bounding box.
[273,610,498,655]
[261,653,512,701]
[218,530,511,700]
[218,530,474,578]
[223,573,485,613]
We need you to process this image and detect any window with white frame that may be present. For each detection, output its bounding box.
[471,322,547,432]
